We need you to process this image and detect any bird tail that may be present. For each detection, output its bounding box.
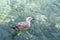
[11,25,18,30]
[12,27,16,29]
[11,27,16,30]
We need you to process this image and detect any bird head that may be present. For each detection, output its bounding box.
[26,17,33,22]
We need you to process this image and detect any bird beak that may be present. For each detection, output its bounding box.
[32,18,35,20]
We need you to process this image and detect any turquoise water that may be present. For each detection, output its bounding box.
[0,0,60,40]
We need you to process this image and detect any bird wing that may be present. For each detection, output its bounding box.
[17,22,26,26]
[16,22,26,29]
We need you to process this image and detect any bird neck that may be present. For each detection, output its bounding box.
[26,21,30,27]
[26,20,30,23]
[26,20,30,24]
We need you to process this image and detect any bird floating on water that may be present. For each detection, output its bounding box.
[12,17,35,30]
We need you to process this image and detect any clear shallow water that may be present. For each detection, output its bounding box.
[0,0,60,40]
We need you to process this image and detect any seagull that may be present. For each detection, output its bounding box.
[12,17,35,30]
